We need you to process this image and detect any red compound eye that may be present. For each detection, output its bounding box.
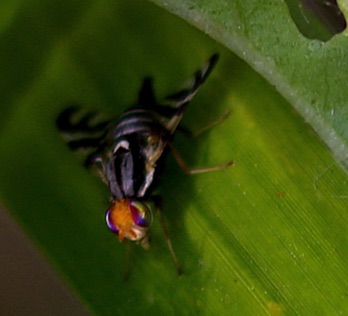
[129,201,152,227]
[105,208,119,234]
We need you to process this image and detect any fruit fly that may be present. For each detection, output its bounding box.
[56,54,233,276]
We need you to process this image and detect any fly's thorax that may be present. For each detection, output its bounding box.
[105,198,153,248]
[102,123,169,199]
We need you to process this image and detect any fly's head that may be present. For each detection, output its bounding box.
[105,198,153,249]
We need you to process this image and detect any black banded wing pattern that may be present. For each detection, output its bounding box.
[56,106,111,169]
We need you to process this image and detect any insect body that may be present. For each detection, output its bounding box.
[56,54,233,274]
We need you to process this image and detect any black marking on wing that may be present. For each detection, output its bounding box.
[164,53,219,108]
[56,105,111,166]
[138,77,156,107]
[56,106,109,133]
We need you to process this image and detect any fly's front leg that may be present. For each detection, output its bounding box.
[168,142,234,175]
[151,195,183,276]
[123,239,132,282]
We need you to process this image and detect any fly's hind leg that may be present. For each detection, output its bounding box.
[168,142,234,175]
[178,110,231,138]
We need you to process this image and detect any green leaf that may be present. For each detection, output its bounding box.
[0,0,347,315]
[150,0,348,169]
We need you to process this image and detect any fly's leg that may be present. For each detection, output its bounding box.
[152,196,183,276]
[168,142,234,175]
[123,240,132,282]
[169,109,234,173]
[178,110,231,137]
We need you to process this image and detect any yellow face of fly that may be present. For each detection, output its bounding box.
[105,199,152,248]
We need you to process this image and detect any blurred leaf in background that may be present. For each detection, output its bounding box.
[0,0,347,314]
